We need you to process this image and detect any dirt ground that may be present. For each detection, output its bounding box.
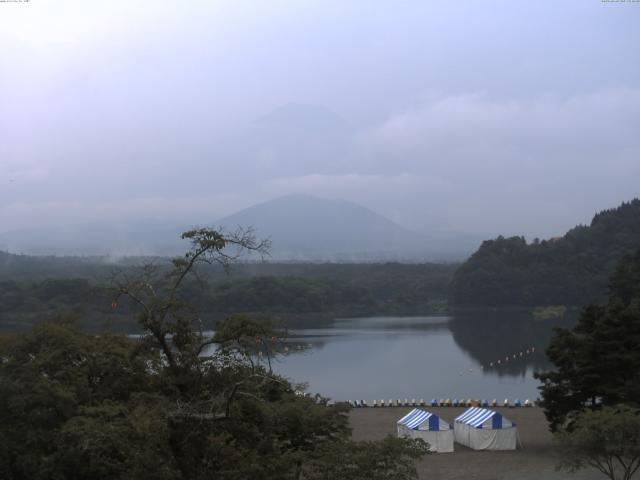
[349,407,606,480]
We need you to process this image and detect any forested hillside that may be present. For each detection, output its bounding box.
[450,199,640,307]
[0,259,455,332]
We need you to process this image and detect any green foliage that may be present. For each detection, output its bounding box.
[0,319,172,480]
[1,262,456,332]
[451,199,640,306]
[302,436,429,480]
[0,228,428,479]
[556,405,640,480]
[536,249,640,431]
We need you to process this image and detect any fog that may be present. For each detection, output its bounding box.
[1,1,639,254]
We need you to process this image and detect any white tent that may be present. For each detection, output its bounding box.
[453,407,518,450]
[396,408,454,453]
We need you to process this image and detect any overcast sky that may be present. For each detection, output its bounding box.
[1,0,639,243]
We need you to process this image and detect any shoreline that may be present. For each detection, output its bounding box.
[349,407,602,480]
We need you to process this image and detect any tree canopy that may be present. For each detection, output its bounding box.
[556,405,640,480]
[0,228,428,479]
[535,248,640,431]
[450,199,640,307]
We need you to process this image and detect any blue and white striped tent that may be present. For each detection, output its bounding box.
[397,408,454,453]
[454,407,517,450]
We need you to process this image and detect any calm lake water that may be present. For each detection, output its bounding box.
[269,312,572,403]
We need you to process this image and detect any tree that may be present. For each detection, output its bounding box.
[302,436,429,480]
[0,317,177,480]
[535,249,640,431]
[450,198,640,307]
[1,227,429,479]
[556,405,640,480]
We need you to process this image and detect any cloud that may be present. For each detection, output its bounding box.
[0,194,250,235]
[1,87,639,243]
[352,89,640,235]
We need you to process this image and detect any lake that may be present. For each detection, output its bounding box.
[268,312,572,403]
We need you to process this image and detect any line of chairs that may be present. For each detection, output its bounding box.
[348,398,534,408]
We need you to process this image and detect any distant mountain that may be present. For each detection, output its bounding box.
[450,199,640,307]
[217,194,470,261]
[255,103,354,134]
[234,103,356,178]
[0,193,479,261]
[217,194,418,261]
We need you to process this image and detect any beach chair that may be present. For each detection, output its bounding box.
[491,399,497,407]
[452,398,459,407]
[419,398,425,406]
[524,399,531,407]
[481,399,489,407]
[431,398,437,407]
[411,398,416,406]
[514,399,522,407]
[503,398,509,407]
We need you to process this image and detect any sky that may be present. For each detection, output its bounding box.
[1,0,639,247]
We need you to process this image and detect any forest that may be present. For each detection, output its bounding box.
[0,229,429,480]
[0,257,455,332]
[2,199,639,332]
[450,199,640,307]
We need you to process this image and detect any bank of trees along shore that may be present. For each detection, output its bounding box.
[450,199,640,307]
[0,259,454,332]
[0,228,428,480]
[536,249,640,480]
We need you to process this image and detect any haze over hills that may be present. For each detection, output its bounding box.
[216,194,479,261]
[217,194,419,261]
[0,194,480,261]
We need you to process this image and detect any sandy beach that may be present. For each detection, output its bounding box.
[350,407,605,480]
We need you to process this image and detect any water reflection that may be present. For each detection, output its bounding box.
[272,312,575,402]
[448,310,575,378]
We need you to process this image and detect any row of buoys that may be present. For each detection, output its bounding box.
[348,398,534,408]
[480,347,536,371]
[255,343,313,356]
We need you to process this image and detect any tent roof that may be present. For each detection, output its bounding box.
[455,407,507,428]
[397,408,436,430]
